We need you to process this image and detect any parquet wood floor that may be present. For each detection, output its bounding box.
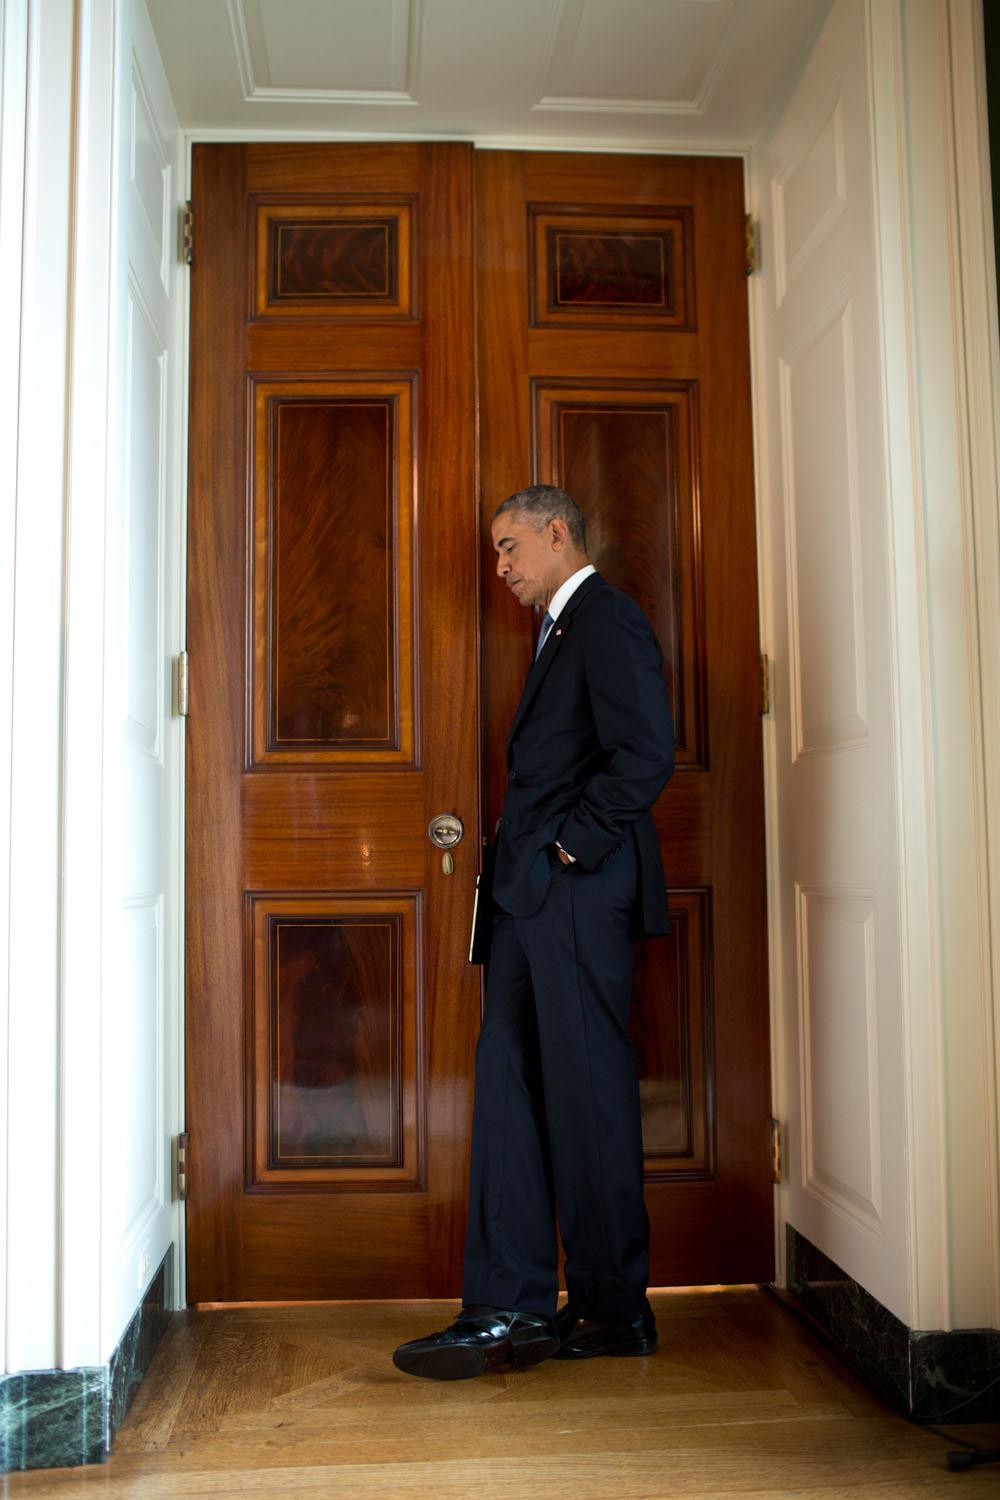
[4,1290,997,1497]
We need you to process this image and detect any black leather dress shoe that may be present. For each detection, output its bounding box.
[392,1305,560,1381]
[553,1298,658,1359]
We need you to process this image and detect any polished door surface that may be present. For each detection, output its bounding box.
[186,143,479,1300]
[186,145,772,1302]
[477,152,773,1285]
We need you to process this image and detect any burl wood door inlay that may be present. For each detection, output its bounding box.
[187,143,477,1302]
[248,895,420,1188]
[630,890,714,1176]
[478,151,771,1286]
[532,379,707,768]
[253,198,415,319]
[529,205,696,330]
[249,379,414,765]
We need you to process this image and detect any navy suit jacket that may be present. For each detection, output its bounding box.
[471,572,675,962]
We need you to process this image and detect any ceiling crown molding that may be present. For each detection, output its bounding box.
[533,0,739,119]
[225,0,422,107]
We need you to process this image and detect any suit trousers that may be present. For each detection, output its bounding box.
[462,838,649,1323]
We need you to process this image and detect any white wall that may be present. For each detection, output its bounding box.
[0,0,31,1377]
[753,0,1000,1334]
[4,0,78,1375]
[2,0,185,1375]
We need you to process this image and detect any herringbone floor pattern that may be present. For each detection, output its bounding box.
[4,1289,997,1497]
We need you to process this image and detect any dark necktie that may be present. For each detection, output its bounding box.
[535,610,554,661]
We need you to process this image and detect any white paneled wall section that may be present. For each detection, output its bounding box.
[4,0,77,1374]
[0,0,31,1378]
[2,0,186,1375]
[752,0,1000,1333]
[752,0,910,1323]
[102,0,185,1359]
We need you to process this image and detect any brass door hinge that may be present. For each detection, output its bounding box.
[175,1132,190,1201]
[760,652,770,715]
[744,213,758,275]
[181,201,193,266]
[174,651,189,717]
[769,1118,782,1184]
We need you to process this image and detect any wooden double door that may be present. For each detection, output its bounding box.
[186,143,771,1303]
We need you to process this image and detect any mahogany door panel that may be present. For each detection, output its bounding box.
[531,378,706,768]
[246,896,419,1188]
[476,151,772,1285]
[526,203,697,331]
[248,376,416,766]
[186,142,478,1302]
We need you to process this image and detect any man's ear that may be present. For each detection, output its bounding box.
[549,517,568,550]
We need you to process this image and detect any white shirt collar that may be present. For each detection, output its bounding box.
[546,564,596,623]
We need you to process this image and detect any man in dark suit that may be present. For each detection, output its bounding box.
[393,485,675,1381]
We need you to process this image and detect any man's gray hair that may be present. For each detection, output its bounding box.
[494,484,587,552]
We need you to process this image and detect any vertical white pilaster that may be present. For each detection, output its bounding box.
[0,0,31,1377]
[6,0,76,1373]
[941,0,1000,1330]
[885,0,1000,1332]
[59,0,117,1369]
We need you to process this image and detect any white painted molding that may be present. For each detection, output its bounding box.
[6,0,76,1373]
[2,0,188,1372]
[903,0,999,1332]
[770,81,847,308]
[796,885,884,1236]
[0,0,31,1378]
[225,0,422,106]
[169,211,190,1322]
[181,125,757,155]
[777,283,869,762]
[532,93,705,117]
[743,136,789,1287]
[534,0,743,117]
[865,0,1000,1332]
[866,0,946,1334]
[99,0,186,1352]
[59,0,117,1370]
[945,0,1000,1328]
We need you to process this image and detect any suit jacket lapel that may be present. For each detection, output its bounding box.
[506,573,604,750]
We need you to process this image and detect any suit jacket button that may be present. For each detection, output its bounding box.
[509,769,518,780]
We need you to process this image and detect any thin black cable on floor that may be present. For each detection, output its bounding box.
[914,1374,1000,1471]
[762,1285,1000,1473]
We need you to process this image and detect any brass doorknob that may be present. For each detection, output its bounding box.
[428,813,464,849]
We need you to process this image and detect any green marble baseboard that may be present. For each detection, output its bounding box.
[786,1225,1000,1423]
[1,1246,173,1472]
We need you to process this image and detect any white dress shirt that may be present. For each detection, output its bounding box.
[545,563,596,623]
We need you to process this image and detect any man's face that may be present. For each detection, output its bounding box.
[491,512,563,609]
